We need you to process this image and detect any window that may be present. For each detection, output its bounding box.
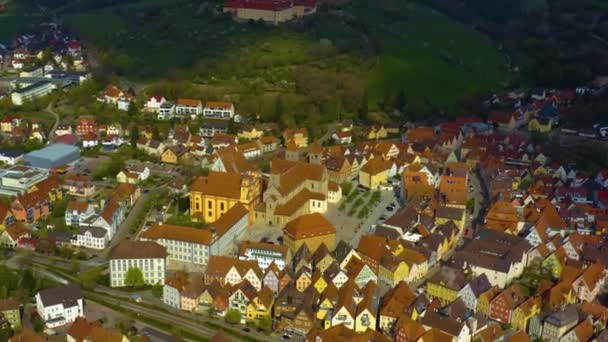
[220,202,225,211]
[208,201,213,209]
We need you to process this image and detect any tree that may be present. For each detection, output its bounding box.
[70,260,80,274]
[127,102,139,118]
[125,267,145,287]
[274,95,285,122]
[258,315,272,334]
[130,125,140,147]
[394,89,407,113]
[19,269,36,294]
[78,267,103,289]
[358,91,369,122]
[225,309,242,324]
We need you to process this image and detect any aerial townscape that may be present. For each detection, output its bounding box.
[1,0,608,341]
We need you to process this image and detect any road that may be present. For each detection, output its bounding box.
[110,191,149,249]
[44,101,60,141]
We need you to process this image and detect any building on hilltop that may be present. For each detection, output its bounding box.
[224,0,317,25]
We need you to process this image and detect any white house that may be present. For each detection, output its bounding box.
[158,101,175,120]
[145,95,166,112]
[81,133,98,148]
[203,101,234,119]
[70,226,108,250]
[0,149,24,166]
[117,96,132,111]
[65,201,95,226]
[175,99,202,118]
[81,199,124,240]
[35,284,84,328]
[240,241,289,270]
[109,240,167,287]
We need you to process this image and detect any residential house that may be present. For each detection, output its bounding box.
[246,286,274,321]
[75,117,96,137]
[64,201,95,226]
[0,298,20,329]
[145,95,166,112]
[66,317,128,342]
[488,284,525,323]
[457,274,492,313]
[542,305,579,342]
[176,99,203,118]
[571,262,607,302]
[420,311,471,342]
[63,175,95,197]
[0,223,30,248]
[426,266,467,305]
[511,296,541,333]
[200,119,229,137]
[240,240,289,270]
[283,128,308,148]
[203,101,234,119]
[163,272,206,312]
[35,284,84,328]
[71,226,108,250]
[359,157,391,189]
[205,256,263,291]
[161,145,188,164]
[260,136,279,153]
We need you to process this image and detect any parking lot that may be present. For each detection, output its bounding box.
[327,183,399,247]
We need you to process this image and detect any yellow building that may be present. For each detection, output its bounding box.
[528,118,553,133]
[366,125,387,140]
[312,270,328,294]
[295,270,312,292]
[511,296,541,332]
[358,158,391,190]
[190,171,261,223]
[379,258,410,286]
[283,213,336,254]
[246,287,274,320]
[0,205,14,231]
[476,286,501,315]
[283,128,308,148]
[238,126,264,141]
[161,146,188,164]
[425,266,467,305]
[28,176,63,203]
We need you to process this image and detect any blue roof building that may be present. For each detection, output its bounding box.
[24,143,80,169]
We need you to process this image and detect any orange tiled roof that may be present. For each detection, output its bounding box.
[283,213,335,240]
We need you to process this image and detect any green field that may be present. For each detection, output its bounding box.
[0,16,36,41]
[356,2,508,107]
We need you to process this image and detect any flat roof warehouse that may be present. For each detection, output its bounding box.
[24,143,81,169]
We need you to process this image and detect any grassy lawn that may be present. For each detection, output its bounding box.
[0,16,36,41]
[19,111,56,128]
[355,2,508,108]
